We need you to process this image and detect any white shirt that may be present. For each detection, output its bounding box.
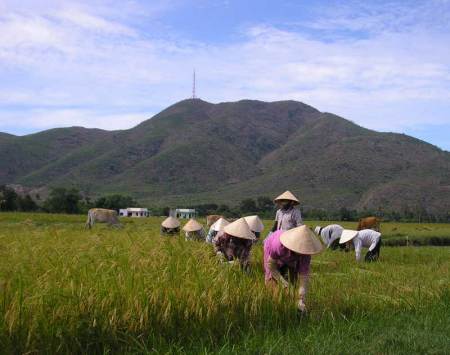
[205,227,217,243]
[353,229,381,261]
[319,224,343,247]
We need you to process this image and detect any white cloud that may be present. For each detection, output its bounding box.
[0,109,151,133]
[0,0,449,149]
[54,7,136,36]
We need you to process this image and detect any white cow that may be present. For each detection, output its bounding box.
[85,208,121,229]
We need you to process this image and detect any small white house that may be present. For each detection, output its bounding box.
[171,208,197,219]
[119,207,149,218]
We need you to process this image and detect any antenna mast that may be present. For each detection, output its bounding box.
[192,69,196,99]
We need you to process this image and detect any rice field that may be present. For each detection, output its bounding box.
[0,213,449,354]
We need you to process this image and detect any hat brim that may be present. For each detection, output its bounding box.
[274,198,299,205]
[244,215,265,233]
[161,217,180,229]
[274,191,300,204]
[212,218,230,232]
[182,219,203,232]
[279,226,323,255]
[183,226,202,232]
[339,230,358,244]
[224,218,255,240]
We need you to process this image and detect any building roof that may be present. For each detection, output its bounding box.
[126,207,148,212]
[176,208,196,212]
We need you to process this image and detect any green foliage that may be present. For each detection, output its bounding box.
[16,194,38,212]
[188,203,219,216]
[0,213,449,353]
[0,185,18,211]
[239,198,257,214]
[185,196,275,218]
[94,194,137,211]
[43,187,82,214]
[256,196,274,212]
[0,186,37,212]
[217,203,232,215]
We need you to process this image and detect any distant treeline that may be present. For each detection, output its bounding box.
[174,199,450,223]
[1,185,449,223]
[0,186,137,215]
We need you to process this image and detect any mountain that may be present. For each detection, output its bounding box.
[1,99,449,214]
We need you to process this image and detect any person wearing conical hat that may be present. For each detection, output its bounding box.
[206,217,229,243]
[264,225,323,313]
[182,218,206,241]
[160,216,180,236]
[271,191,303,232]
[213,217,256,270]
[244,215,265,240]
[314,224,344,250]
[340,229,382,262]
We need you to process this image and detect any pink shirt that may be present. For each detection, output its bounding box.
[263,230,311,281]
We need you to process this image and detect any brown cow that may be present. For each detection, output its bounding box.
[357,217,381,232]
[206,215,223,227]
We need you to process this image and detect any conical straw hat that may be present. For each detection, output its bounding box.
[223,217,255,240]
[280,225,323,255]
[182,218,203,232]
[161,216,180,229]
[274,190,299,204]
[339,229,358,244]
[212,217,229,232]
[244,215,264,233]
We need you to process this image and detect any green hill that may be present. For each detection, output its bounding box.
[1,99,449,214]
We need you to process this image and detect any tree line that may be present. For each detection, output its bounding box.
[160,198,450,222]
[1,185,448,222]
[0,186,136,214]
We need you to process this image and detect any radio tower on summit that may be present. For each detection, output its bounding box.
[192,69,197,99]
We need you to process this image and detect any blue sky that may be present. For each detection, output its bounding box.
[0,0,449,150]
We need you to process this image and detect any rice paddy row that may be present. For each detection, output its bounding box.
[0,213,449,353]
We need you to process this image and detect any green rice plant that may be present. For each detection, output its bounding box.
[0,213,449,353]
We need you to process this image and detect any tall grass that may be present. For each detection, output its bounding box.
[0,213,449,353]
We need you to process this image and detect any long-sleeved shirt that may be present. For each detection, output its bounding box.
[185,228,206,241]
[213,231,253,267]
[205,227,217,243]
[353,229,382,261]
[274,207,303,231]
[263,230,311,281]
[319,224,343,247]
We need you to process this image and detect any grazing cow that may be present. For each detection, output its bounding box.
[206,214,223,227]
[357,217,381,232]
[85,208,121,229]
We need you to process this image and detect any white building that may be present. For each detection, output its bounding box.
[171,208,197,219]
[119,207,149,217]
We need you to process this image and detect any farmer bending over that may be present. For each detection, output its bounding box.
[160,216,180,236]
[213,218,255,271]
[244,215,265,240]
[314,224,344,250]
[264,225,323,314]
[339,229,382,262]
[182,218,206,241]
[206,217,229,243]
